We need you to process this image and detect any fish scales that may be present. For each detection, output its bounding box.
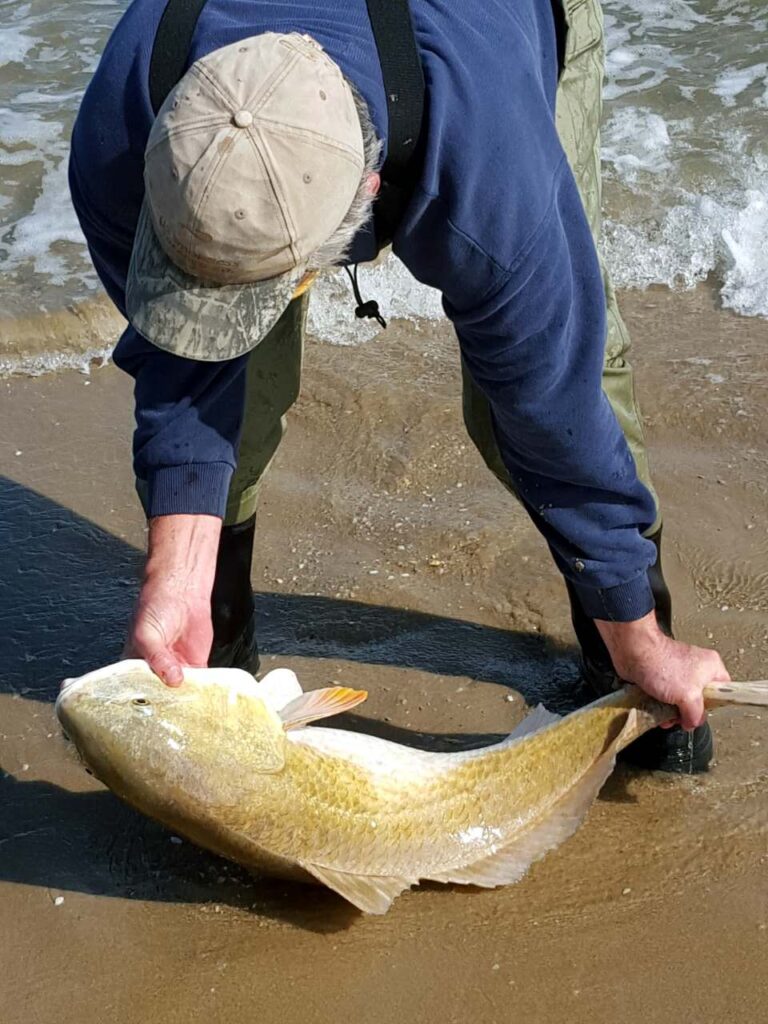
[272,702,632,876]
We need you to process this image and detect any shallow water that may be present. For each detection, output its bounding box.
[0,0,766,356]
[600,0,768,319]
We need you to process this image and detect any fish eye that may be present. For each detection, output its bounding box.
[132,697,151,707]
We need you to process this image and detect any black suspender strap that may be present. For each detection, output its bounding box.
[149,0,208,115]
[363,0,426,247]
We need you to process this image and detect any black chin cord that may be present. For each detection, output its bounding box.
[344,264,387,330]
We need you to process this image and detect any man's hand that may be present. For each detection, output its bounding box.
[124,514,222,686]
[596,611,731,730]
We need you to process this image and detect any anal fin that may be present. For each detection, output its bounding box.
[430,708,637,889]
[505,703,560,742]
[302,862,416,915]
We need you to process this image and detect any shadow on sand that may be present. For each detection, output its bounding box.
[0,475,591,930]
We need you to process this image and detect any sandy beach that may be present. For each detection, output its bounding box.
[1,285,766,1023]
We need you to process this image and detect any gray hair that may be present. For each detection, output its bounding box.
[307,82,382,271]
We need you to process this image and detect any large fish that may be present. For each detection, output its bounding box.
[56,660,767,914]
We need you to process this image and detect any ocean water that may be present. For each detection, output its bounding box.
[0,0,766,362]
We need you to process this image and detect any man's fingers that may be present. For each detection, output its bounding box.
[146,649,184,687]
[678,653,729,730]
[125,636,185,687]
[678,691,706,732]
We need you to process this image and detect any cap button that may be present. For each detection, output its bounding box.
[233,110,253,128]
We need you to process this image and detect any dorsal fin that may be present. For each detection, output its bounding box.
[255,668,303,713]
[428,708,638,889]
[279,686,368,730]
[301,863,417,915]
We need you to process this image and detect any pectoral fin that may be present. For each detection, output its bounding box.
[279,686,368,730]
[302,862,416,915]
[429,709,637,889]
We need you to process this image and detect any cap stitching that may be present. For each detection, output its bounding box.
[146,61,233,154]
[192,45,297,123]
[245,48,302,113]
[149,49,298,163]
[146,115,232,159]
[192,60,245,113]
[151,111,364,168]
[244,124,299,264]
[183,128,251,263]
[256,119,365,169]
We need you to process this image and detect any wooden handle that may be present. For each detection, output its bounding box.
[703,681,768,706]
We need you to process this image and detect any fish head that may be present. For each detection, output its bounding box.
[56,660,287,814]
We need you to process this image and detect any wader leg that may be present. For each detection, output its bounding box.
[224,293,308,526]
[210,293,307,673]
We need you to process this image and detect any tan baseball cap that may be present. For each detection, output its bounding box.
[126,32,365,361]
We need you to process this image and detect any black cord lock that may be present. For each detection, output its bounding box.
[344,265,387,330]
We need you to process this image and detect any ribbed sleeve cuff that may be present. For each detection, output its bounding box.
[146,463,233,518]
[571,572,655,622]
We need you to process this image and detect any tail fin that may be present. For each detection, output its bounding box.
[704,680,768,707]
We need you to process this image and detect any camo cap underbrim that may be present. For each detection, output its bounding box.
[125,202,304,362]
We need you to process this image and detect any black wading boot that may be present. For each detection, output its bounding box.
[208,513,260,676]
[567,528,713,773]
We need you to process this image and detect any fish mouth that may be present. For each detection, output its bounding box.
[55,669,94,713]
[55,675,82,716]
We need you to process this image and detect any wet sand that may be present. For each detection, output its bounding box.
[1,285,767,1023]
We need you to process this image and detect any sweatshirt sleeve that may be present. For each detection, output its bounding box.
[434,168,659,621]
[112,327,247,518]
[69,152,246,521]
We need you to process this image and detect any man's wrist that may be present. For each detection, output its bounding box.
[144,514,222,598]
[594,610,666,677]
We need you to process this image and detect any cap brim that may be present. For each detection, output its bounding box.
[125,202,304,362]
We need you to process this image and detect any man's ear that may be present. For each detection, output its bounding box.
[367,172,381,196]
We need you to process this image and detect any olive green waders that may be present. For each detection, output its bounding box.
[223,0,662,533]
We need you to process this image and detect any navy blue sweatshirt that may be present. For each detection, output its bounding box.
[69,0,658,621]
